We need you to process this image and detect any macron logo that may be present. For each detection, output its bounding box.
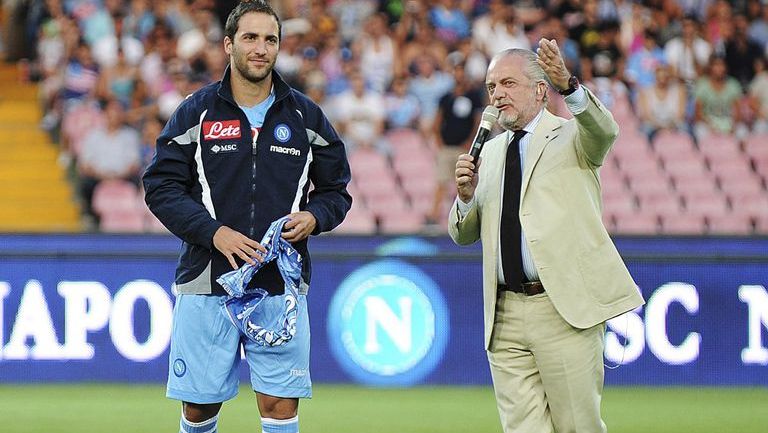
[203,120,241,140]
[270,145,301,156]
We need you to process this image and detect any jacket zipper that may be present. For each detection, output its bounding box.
[250,129,257,239]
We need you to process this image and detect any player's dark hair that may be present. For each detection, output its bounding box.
[224,0,281,42]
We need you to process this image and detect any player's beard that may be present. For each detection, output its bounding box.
[231,44,276,84]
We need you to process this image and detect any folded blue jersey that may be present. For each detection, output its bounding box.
[217,216,301,347]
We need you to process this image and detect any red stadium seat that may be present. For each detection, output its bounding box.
[386,128,427,156]
[379,211,425,234]
[92,180,141,216]
[333,203,377,234]
[628,174,674,200]
[659,213,706,234]
[683,194,730,218]
[651,130,696,157]
[99,209,145,233]
[707,214,754,235]
[637,194,683,219]
[613,213,659,234]
[349,148,390,173]
[365,192,411,218]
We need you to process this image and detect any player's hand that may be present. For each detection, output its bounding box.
[281,211,317,243]
[536,38,570,91]
[456,153,480,203]
[213,226,266,269]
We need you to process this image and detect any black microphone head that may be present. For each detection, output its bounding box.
[480,106,499,130]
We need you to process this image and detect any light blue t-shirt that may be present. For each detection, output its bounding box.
[240,89,276,146]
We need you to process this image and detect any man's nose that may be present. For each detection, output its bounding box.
[491,87,504,101]
[253,40,267,54]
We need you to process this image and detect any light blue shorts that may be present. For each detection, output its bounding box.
[166,293,311,404]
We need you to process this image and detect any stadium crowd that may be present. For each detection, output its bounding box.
[3,0,768,234]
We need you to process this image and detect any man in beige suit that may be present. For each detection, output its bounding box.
[449,40,645,433]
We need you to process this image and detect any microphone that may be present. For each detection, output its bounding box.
[468,106,500,165]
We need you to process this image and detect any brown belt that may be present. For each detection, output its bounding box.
[498,281,545,296]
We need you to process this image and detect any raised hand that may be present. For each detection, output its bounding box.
[536,38,571,92]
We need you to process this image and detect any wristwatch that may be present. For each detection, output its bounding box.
[558,75,580,96]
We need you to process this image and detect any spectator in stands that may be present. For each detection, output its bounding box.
[429,62,483,225]
[306,0,338,45]
[541,15,581,79]
[693,55,745,140]
[383,75,421,130]
[176,3,223,62]
[637,64,687,141]
[472,0,530,60]
[77,98,142,225]
[80,0,123,47]
[704,0,732,51]
[328,0,377,44]
[625,29,666,92]
[429,0,471,45]
[747,1,768,49]
[140,115,162,171]
[618,2,649,56]
[396,21,449,78]
[294,46,324,94]
[678,0,712,22]
[60,38,100,107]
[393,0,431,48]
[357,12,395,94]
[274,17,309,89]
[318,33,348,85]
[408,54,455,135]
[568,0,603,53]
[304,79,330,112]
[581,20,624,84]
[748,56,768,134]
[648,3,680,46]
[124,0,156,41]
[581,20,629,111]
[139,23,177,99]
[448,37,489,86]
[664,15,712,85]
[91,12,144,69]
[156,59,193,122]
[35,1,70,81]
[330,72,385,153]
[96,47,138,108]
[724,14,764,89]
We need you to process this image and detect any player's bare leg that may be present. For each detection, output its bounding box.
[257,393,299,432]
[180,401,222,432]
[183,402,222,421]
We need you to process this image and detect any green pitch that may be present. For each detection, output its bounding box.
[1,384,766,432]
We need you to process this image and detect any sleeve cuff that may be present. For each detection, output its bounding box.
[457,196,475,219]
[564,86,588,115]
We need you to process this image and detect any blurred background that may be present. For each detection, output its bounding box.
[0,0,766,432]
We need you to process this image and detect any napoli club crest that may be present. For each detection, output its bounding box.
[274,124,291,143]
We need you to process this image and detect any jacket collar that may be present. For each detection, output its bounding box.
[216,64,292,106]
[520,109,562,199]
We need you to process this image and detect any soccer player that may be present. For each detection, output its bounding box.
[142,1,352,432]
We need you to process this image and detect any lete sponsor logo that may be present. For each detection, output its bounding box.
[203,120,241,140]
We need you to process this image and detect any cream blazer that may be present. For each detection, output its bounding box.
[449,88,645,349]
